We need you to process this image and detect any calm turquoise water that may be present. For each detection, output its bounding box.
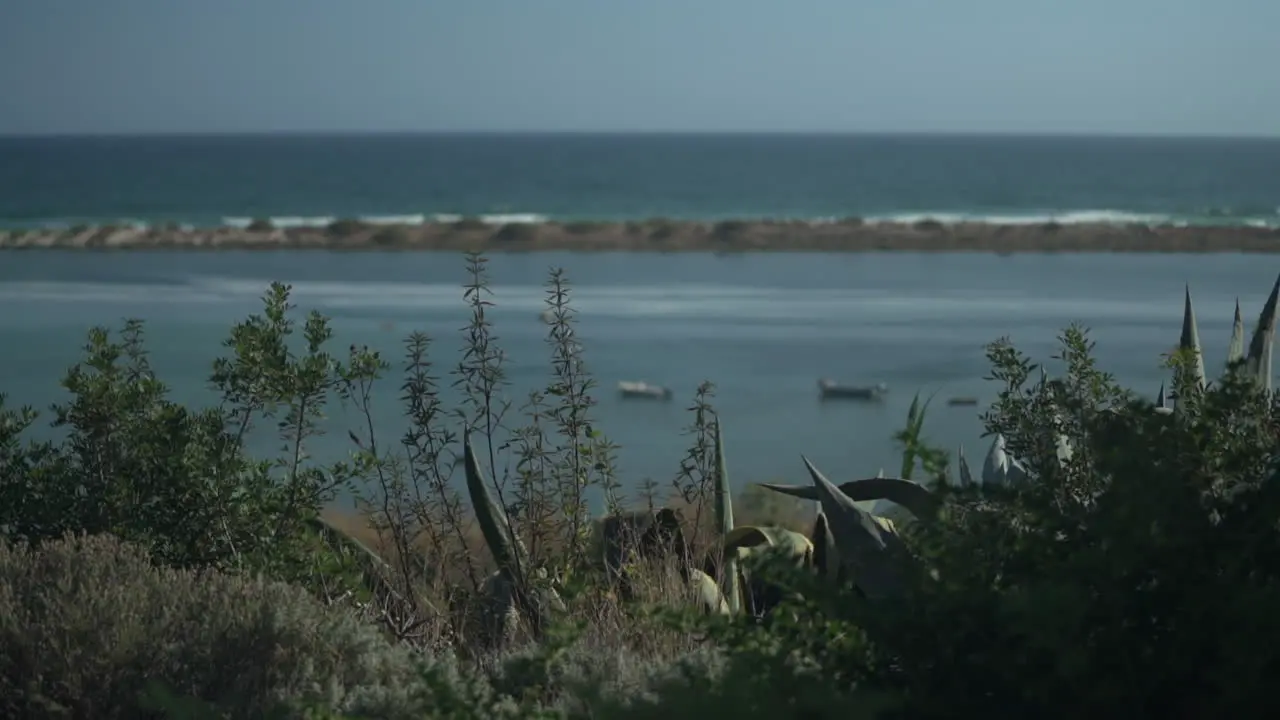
[1,134,1278,228]
[3,133,1277,499]
[0,251,1272,498]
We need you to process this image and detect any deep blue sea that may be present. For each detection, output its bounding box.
[0,134,1277,505]
[1,133,1279,228]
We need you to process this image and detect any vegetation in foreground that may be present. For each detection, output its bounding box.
[2,253,1280,719]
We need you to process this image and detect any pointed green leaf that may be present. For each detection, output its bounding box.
[1180,285,1206,389]
[1227,298,1245,368]
[956,445,975,488]
[810,512,833,578]
[1245,272,1280,391]
[688,568,731,615]
[758,475,941,521]
[712,417,739,614]
[464,432,522,576]
[801,455,910,599]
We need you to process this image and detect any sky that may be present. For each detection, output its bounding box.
[0,0,1276,136]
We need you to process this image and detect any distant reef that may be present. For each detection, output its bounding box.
[2,217,1279,253]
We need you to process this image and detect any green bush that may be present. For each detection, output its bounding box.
[0,533,425,719]
[5,249,1279,717]
[0,287,385,587]
[629,325,1280,718]
[246,218,274,232]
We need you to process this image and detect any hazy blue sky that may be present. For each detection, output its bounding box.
[0,0,1275,136]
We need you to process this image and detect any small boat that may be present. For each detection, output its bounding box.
[618,380,674,400]
[818,379,888,401]
[947,396,979,407]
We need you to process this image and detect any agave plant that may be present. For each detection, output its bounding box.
[1168,273,1280,403]
[462,431,564,647]
[703,523,816,617]
[304,514,438,617]
[800,457,917,599]
[666,418,828,618]
[591,506,689,601]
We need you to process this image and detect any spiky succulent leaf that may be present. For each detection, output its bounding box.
[1226,298,1245,370]
[981,433,1027,486]
[712,417,740,614]
[1245,272,1280,391]
[758,475,941,521]
[801,455,910,599]
[810,512,833,578]
[1179,285,1206,389]
[464,432,523,577]
[723,525,815,566]
[956,445,975,488]
[688,568,731,615]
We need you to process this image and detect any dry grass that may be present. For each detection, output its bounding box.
[317,481,816,661]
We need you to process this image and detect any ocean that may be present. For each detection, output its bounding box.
[1,133,1279,229]
[0,134,1276,501]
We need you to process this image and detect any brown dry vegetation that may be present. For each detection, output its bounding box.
[3,216,1280,251]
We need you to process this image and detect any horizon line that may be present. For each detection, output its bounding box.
[2,129,1279,142]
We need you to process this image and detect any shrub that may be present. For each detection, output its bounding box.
[246,218,274,232]
[0,287,386,589]
[0,533,425,719]
[638,319,1280,718]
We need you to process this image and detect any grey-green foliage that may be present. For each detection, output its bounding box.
[0,533,428,720]
[799,457,915,599]
[758,475,941,521]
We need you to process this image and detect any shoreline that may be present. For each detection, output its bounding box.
[2,217,1280,253]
